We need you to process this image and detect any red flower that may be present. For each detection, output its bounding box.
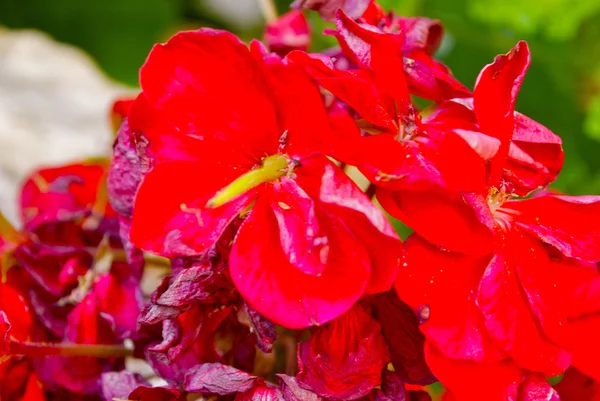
[288,10,486,197]
[127,29,400,328]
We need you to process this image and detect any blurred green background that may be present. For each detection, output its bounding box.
[1,0,599,194]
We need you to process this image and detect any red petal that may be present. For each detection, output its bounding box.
[473,41,531,183]
[258,52,333,158]
[229,193,370,328]
[396,236,504,362]
[425,342,521,401]
[296,157,401,293]
[0,283,33,343]
[138,29,279,165]
[518,373,560,401]
[131,161,256,257]
[297,303,389,400]
[267,177,328,276]
[476,234,570,376]
[503,194,600,262]
[264,10,310,56]
[93,275,143,339]
[335,10,410,107]
[378,188,495,256]
[505,112,564,195]
[287,51,397,131]
[395,17,443,55]
[20,162,111,231]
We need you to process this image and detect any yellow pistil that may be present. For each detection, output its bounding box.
[206,154,289,208]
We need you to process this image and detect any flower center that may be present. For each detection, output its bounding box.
[206,154,290,208]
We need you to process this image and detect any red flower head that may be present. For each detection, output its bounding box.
[392,42,600,400]
[127,29,401,329]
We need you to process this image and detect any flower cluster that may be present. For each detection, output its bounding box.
[1,0,599,400]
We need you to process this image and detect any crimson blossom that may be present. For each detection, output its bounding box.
[124,28,401,329]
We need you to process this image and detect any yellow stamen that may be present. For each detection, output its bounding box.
[207,154,288,208]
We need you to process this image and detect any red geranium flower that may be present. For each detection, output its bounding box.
[127,29,400,328]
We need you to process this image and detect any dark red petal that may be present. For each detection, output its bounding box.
[518,373,560,401]
[377,188,495,256]
[425,342,521,401]
[264,10,310,56]
[277,374,322,401]
[108,119,148,218]
[128,387,184,401]
[230,193,370,328]
[184,363,257,395]
[502,194,600,263]
[139,29,279,164]
[297,303,389,400]
[473,41,531,183]
[555,368,600,401]
[370,290,436,385]
[396,236,504,362]
[244,302,277,353]
[130,161,256,257]
[295,157,400,293]
[476,235,571,376]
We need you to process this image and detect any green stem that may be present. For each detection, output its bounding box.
[9,340,133,358]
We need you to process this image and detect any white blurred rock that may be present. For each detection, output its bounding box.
[0,28,131,224]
